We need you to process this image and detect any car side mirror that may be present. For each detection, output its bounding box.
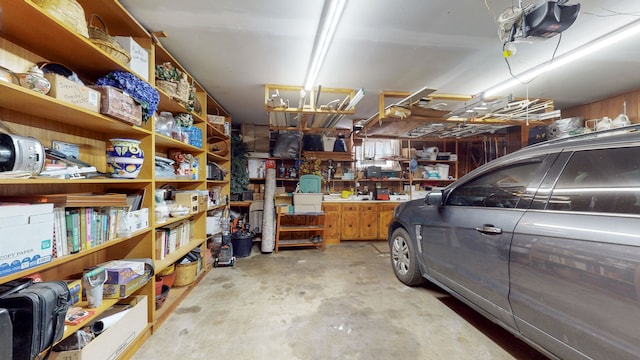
[425,191,443,206]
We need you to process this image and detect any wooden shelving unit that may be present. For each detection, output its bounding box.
[0,1,231,358]
[274,212,326,252]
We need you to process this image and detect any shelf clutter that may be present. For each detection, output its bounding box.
[0,0,231,358]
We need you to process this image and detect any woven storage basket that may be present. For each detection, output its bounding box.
[173,261,197,287]
[33,0,89,38]
[88,14,131,64]
[156,79,178,97]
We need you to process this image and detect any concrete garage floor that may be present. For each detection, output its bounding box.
[132,242,547,360]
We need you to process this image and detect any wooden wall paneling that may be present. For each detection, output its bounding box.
[563,89,640,125]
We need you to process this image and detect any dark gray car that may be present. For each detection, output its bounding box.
[388,125,640,360]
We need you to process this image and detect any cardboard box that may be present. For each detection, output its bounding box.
[114,36,149,81]
[44,73,100,113]
[175,192,199,214]
[90,85,142,126]
[242,123,270,152]
[207,114,226,125]
[294,204,322,213]
[0,203,54,276]
[102,272,148,298]
[293,193,323,206]
[275,194,292,206]
[293,193,323,213]
[117,208,149,237]
[50,296,148,360]
[100,260,146,284]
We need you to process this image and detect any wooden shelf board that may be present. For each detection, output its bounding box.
[154,237,205,273]
[1,1,134,80]
[279,225,325,232]
[302,151,354,161]
[154,133,204,151]
[278,239,324,249]
[154,268,208,328]
[0,82,151,137]
[206,123,229,138]
[0,177,153,185]
[61,298,121,339]
[207,152,229,163]
[77,0,151,39]
[156,87,192,114]
[206,180,229,186]
[0,227,151,283]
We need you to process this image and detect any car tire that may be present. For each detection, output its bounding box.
[390,227,425,286]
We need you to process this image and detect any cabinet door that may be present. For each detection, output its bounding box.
[322,204,341,244]
[359,204,378,239]
[324,211,341,244]
[378,203,397,239]
[340,205,360,240]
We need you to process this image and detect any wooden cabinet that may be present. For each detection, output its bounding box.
[328,202,401,241]
[378,203,398,239]
[339,203,378,240]
[340,204,360,240]
[0,1,230,356]
[359,204,378,239]
[322,203,341,245]
[275,212,326,252]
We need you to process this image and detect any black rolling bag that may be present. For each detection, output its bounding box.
[0,280,70,360]
[0,308,12,360]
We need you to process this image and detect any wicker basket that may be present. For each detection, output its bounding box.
[88,14,131,64]
[33,0,89,38]
[156,79,178,97]
[173,261,197,287]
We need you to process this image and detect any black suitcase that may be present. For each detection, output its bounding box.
[0,281,69,360]
[0,308,12,360]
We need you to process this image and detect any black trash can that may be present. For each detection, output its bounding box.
[231,231,253,258]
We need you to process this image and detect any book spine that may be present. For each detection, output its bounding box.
[101,212,108,244]
[85,207,93,249]
[66,209,80,254]
[58,207,68,255]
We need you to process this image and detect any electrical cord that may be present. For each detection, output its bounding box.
[503,31,563,86]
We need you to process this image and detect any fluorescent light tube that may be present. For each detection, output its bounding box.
[345,88,365,110]
[304,0,347,91]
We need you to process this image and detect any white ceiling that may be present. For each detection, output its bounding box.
[119,0,640,128]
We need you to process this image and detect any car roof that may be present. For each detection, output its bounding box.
[524,124,640,152]
[451,124,640,186]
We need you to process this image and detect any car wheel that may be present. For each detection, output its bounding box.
[390,228,425,286]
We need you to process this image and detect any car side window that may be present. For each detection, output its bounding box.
[446,162,542,208]
[549,147,640,214]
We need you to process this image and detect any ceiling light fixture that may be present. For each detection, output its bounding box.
[484,17,640,97]
[303,0,348,91]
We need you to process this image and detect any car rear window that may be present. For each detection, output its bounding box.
[548,147,640,214]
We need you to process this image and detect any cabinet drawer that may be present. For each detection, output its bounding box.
[359,204,376,212]
[378,203,399,211]
[322,204,340,212]
[342,204,358,212]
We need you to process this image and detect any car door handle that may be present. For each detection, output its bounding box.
[475,225,503,234]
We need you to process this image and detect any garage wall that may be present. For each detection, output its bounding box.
[562,90,640,124]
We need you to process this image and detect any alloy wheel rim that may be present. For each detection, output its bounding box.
[392,236,410,275]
